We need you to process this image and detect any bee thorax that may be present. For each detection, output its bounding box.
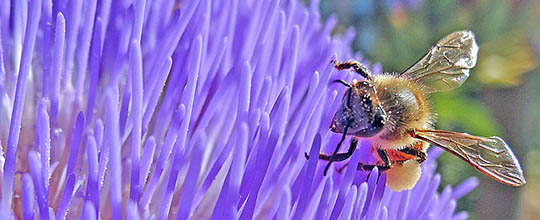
[370,74,435,149]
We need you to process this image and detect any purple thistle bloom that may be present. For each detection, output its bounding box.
[0,0,478,219]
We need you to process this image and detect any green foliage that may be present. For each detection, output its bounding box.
[431,92,501,136]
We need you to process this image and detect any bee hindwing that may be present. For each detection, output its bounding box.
[412,129,526,187]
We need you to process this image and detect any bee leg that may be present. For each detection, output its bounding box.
[323,123,351,176]
[331,59,373,80]
[334,149,393,173]
[377,149,391,178]
[378,149,392,167]
[356,163,391,172]
[350,149,393,173]
[398,147,427,164]
[306,138,358,161]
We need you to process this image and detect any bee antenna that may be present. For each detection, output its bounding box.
[331,79,351,88]
[324,121,351,175]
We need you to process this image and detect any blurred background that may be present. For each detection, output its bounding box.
[317,0,540,219]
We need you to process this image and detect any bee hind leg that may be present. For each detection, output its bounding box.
[336,149,392,173]
[357,163,392,172]
[336,162,392,174]
[358,149,392,172]
[398,147,427,164]
[350,148,427,173]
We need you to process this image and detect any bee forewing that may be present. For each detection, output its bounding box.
[413,129,526,186]
[400,30,479,92]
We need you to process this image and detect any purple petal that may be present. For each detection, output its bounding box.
[275,186,292,219]
[129,39,144,202]
[315,177,334,219]
[105,88,122,219]
[176,134,205,220]
[84,17,103,124]
[139,104,185,209]
[49,12,66,120]
[291,134,321,219]
[85,134,99,212]
[451,177,479,200]
[66,112,85,176]
[36,100,51,189]
[81,202,97,220]
[74,0,97,100]
[21,174,35,220]
[338,185,357,220]
[139,136,156,187]
[351,183,368,219]
[56,174,75,220]
[212,122,249,219]
[27,151,49,220]
[452,211,469,220]
[126,201,141,220]
[61,0,82,87]
[2,0,42,209]
[329,149,361,219]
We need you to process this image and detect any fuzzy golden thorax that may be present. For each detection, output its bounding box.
[368,73,436,150]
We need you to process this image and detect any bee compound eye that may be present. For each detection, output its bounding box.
[351,105,386,137]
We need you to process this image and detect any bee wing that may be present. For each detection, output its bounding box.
[400,31,479,92]
[412,129,526,186]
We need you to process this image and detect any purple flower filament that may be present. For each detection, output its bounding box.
[0,0,478,219]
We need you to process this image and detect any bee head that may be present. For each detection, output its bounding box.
[330,80,387,137]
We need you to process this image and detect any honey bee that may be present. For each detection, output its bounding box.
[311,30,526,191]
